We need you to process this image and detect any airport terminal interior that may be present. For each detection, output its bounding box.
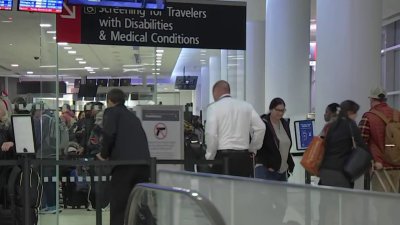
[0,0,400,225]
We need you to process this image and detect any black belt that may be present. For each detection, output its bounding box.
[218,150,249,154]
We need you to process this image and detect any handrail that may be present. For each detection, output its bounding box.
[125,183,226,225]
[158,170,400,199]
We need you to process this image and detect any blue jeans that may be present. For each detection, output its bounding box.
[255,165,287,182]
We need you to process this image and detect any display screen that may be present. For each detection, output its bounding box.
[68,0,165,9]
[18,0,63,13]
[175,76,198,90]
[0,0,13,10]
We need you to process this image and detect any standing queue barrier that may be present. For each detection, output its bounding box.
[0,158,228,225]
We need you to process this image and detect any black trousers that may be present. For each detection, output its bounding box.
[110,165,150,225]
[213,150,253,177]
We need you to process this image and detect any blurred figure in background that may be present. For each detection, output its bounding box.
[320,103,340,137]
[60,103,77,129]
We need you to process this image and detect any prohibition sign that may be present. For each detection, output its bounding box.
[154,123,167,140]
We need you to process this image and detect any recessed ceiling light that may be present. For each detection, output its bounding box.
[152,72,160,75]
[156,68,160,71]
[79,61,87,64]
[103,68,110,70]
[53,37,56,40]
[75,58,83,61]
[156,63,162,66]
[57,42,68,46]
[47,31,56,34]
[84,67,92,70]
[200,59,206,62]
[11,64,19,67]
[64,46,72,50]
[9,44,13,46]
[87,69,94,72]
[39,24,52,28]
[27,71,33,74]
[156,60,162,63]
[89,71,96,74]
[156,53,163,57]
[156,49,164,53]
[68,50,77,54]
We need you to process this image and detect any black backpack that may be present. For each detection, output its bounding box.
[4,166,43,225]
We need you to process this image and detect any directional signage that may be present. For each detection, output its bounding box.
[56,1,246,50]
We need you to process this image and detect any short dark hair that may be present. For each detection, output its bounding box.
[269,98,286,110]
[327,103,340,114]
[107,89,126,105]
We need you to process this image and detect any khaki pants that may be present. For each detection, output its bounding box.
[371,170,400,193]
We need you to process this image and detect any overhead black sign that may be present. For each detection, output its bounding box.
[58,1,246,50]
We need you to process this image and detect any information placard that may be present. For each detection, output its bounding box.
[11,115,36,154]
[294,120,315,151]
[57,1,246,49]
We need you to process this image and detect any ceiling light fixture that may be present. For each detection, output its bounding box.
[57,42,68,46]
[11,64,19,67]
[79,61,87,64]
[156,60,162,63]
[27,71,34,74]
[90,71,96,74]
[68,50,77,54]
[53,37,56,40]
[47,31,56,34]
[1,20,12,23]
[103,68,110,70]
[75,58,83,61]
[156,49,164,53]
[84,67,92,70]
[156,53,163,57]
[64,46,72,50]
[40,65,56,68]
[40,24,52,28]
[156,63,162,66]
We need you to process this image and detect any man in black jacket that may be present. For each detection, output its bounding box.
[97,89,150,225]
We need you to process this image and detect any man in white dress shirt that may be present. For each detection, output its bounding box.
[205,80,266,177]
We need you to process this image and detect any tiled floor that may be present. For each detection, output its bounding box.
[38,209,110,225]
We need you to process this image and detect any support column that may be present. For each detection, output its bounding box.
[200,66,209,122]
[221,50,228,81]
[246,21,265,114]
[265,0,311,184]
[209,56,221,103]
[315,0,382,131]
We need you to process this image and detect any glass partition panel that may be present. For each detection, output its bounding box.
[125,183,226,225]
[158,170,400,225]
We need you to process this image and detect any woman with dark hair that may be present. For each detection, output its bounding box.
[319,100,368,188]
[255,98,295,181]
[320,103,340,137]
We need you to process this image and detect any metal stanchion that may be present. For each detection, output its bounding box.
[22,156,31,225]
[150,158,157,183]
[364,170,371,190]
[223,157,229,175]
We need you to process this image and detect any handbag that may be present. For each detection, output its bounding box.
[343,123,372,180]
[301,136,325,176]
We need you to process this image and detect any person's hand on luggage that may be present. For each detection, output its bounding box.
[96,153,107,161]
[1,142,14,151]
[374,162,383,170]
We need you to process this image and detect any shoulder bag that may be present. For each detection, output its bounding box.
[343,123,372,181]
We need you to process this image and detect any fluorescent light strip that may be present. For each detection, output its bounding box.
[68,51,77,54]
[11,64,19,67]
[57,42,68,46]
[47,31,56,34]
[64,47,72,50]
